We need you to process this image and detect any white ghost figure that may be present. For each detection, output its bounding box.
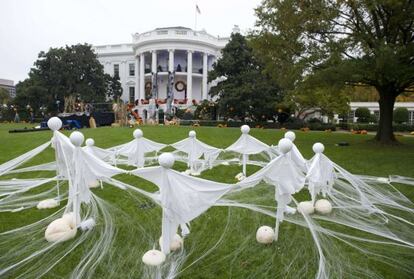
[238,138,305,241]
[306,143,336,204]
[225,125,271,176]
[171,130,222,174]
[130,153,232,254]
[114,129,166,168]
[283,131,308,173]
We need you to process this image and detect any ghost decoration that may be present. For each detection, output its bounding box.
[130,153,232,254]
[83,138,115,164]
[171,130,222,174]
[283,131,308,173]
[225,125,271,176]
[238,138,306,241]
[306,143,335,204]
[114,129,166,168]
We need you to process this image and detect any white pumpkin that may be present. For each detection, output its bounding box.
[37,199,59,209]
[256,226,275,244]
[159,234,183,252]
[315,199,333,214]
[297,201,315,215]
[142,249,166,266]
[45,218,76,242]
[88,180,100,188]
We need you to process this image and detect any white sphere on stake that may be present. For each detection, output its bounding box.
[70,131,85,147]
[133,129,143,139]
[47,117,62,131]
[159,153,175,168]
[284,131,296,142]
[189,130,196,138]
[313,143,325,154]
[241,125,250,134]
[85,138,95,147]
[278,138,293,154]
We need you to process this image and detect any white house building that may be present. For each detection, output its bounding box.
[93,26,232,112]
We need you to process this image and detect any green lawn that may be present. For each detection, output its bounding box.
[0,123,413,278]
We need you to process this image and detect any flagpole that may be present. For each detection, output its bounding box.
[194,4,197,30]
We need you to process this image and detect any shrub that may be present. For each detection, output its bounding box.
[393,107,409,124]
[355,107,371,123]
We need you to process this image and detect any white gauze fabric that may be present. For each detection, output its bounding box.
[171,135,222,172]
[306,153,336,204]
[0,140,51,176]
[114,137,166,168]
[237,153,306,239]
[130,165,232,254]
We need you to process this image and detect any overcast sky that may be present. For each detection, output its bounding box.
[0,0,262,84]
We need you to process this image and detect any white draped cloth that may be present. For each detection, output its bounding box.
[238,153,305,239]
[130,166,232,254]
[54,133,126,225]
[83,145,115,163]
[306,153,335,203]
[171,136,222,172]
[225,133,271,175]
[114,138,166,167]
[225,133,270,155]
[0,140,51,176]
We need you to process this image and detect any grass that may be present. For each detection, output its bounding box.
[0,123,413,278]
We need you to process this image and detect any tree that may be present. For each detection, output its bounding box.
[208,33,282,121]
[393,107,409,124]
[355,107,371,123]
[106,74,123,101]
[0,88,10,104]
[253,0,414,144]
[15,44,111,112]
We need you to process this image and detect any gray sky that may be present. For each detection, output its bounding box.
[0,0,262,84]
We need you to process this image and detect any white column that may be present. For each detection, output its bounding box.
[135,56,139,102]
[187,50,193,104]
[139,53,145,102]
[202,53,208,100]
[151,50,157,73]
[121,61,127,101]
[168,49,174,72]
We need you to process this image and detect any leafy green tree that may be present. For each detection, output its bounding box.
[208,33,282,121]
[15,44,111,112]
[0,88,10,104]
[393,107,409,124]
[106,74,123,101]
[355,107,371,123]
[253,0,414,143]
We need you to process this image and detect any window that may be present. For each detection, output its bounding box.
[129,87,135,103]
[409,111,414,125]
[129,63,135,76]
[113,64,119,77]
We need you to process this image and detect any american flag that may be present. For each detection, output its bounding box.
[196,4,201,14]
